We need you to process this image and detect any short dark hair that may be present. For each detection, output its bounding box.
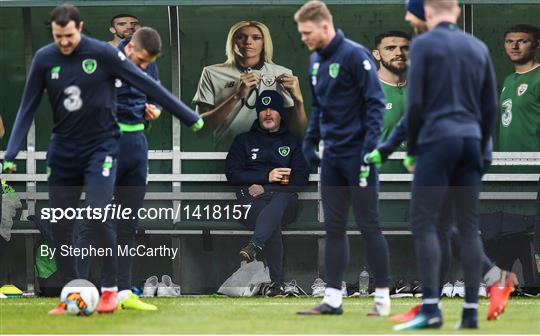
[504,24,540,48]
[374,31,411,48]
[110,14,139,27]
[132,27,161,56]
[49,4,81,28]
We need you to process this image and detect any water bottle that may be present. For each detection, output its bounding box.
[359,266,369,297]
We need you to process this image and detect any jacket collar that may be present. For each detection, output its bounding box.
[317,29,345,58]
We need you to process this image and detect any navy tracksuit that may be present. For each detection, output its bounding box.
[226,120,309,283]
[113,38,158,291]
[379,114,496,286]
[304,30,390,290]
[406,22,498,313]
[4,35,200,286]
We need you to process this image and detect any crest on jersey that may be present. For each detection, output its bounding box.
[517,84,528,96]
[278,146,290,157]
[51,66,61,79]
[329,63,340,78]
[82,59,97,74]
[261,74,276,87]
[262,96,271,106]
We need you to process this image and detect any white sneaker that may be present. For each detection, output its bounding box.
[157,275,181,297]
[367,299,391,317]
[452,280,465,298]
[311,278,326,297]
[341,281,348,297]
[0,293,6,299]
[441,282,453,297]
[142,275,158,297]
[478,282,487,298]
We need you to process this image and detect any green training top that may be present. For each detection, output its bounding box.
[380,80,407,143]
[498,65,540,152]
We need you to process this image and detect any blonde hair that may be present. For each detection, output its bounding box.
[294,0,333,24]
[424,0,458,14]
[224,21,273,66]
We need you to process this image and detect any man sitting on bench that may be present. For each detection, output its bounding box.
[225,90,309,296]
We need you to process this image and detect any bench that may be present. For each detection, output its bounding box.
[3,150,539,292]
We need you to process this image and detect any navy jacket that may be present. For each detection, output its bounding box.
[406,22,498,156]
[305,29,385,159]
[226,120,309,198]
[4,35,199,161]
[116,38,160,125]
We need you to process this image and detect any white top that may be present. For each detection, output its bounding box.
[192,62,294,150]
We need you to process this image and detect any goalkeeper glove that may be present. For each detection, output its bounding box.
[191,118,204,132]
[364,149,382,169]
[403,155,416,173]
[2,161,16,173]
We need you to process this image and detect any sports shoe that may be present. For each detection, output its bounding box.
[119,292,157,311]
[157,275,181,297]
[391,280,413,298]
[451,280,464,298]
[239,242,261,263]
[97,290,118,313]
[265,282,285,297]
[390,304,422,323]
[456,318,478,329]
[411,280,422,298]
[311,278,326,297]
[393,312,443,331]
[297,302,343,315]
[284,280,307,297]
[341,281,348,297]
[0,293,6,299]
[367,299,391,317]
[142,275,158,297]
[48,301,67,315]
[441,282,453,297]
[487,271,517,321]
[478,282,487,298]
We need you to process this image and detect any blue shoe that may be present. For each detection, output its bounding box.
[394,312,443,331]
[455,319,478,329]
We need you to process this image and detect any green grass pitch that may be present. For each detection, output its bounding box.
[1,296,539,334]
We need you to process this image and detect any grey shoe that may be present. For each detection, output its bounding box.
[142,275,158,297]
[157,275,181,297]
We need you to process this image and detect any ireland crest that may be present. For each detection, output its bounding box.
[329,63,340,78]
[517,84,528,96]
[82,59,97,74]
[262,96,271,106]
[278,146,290,157]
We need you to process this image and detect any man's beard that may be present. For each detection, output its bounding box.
[381,58,407,75]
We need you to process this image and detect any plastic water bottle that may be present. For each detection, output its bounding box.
[359,266,370,297]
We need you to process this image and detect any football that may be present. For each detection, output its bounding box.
[60,279,100,316]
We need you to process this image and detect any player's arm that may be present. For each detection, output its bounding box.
[352,49,385,160]
[145,62,163,120]
[378,113,409,159]
[479,48,498,156]
[302,80,322,166]
[3,55,46,165]
[225,136,270,186]
[289,138,310,187]
[105,47,201,129]
[405,42,426,156]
